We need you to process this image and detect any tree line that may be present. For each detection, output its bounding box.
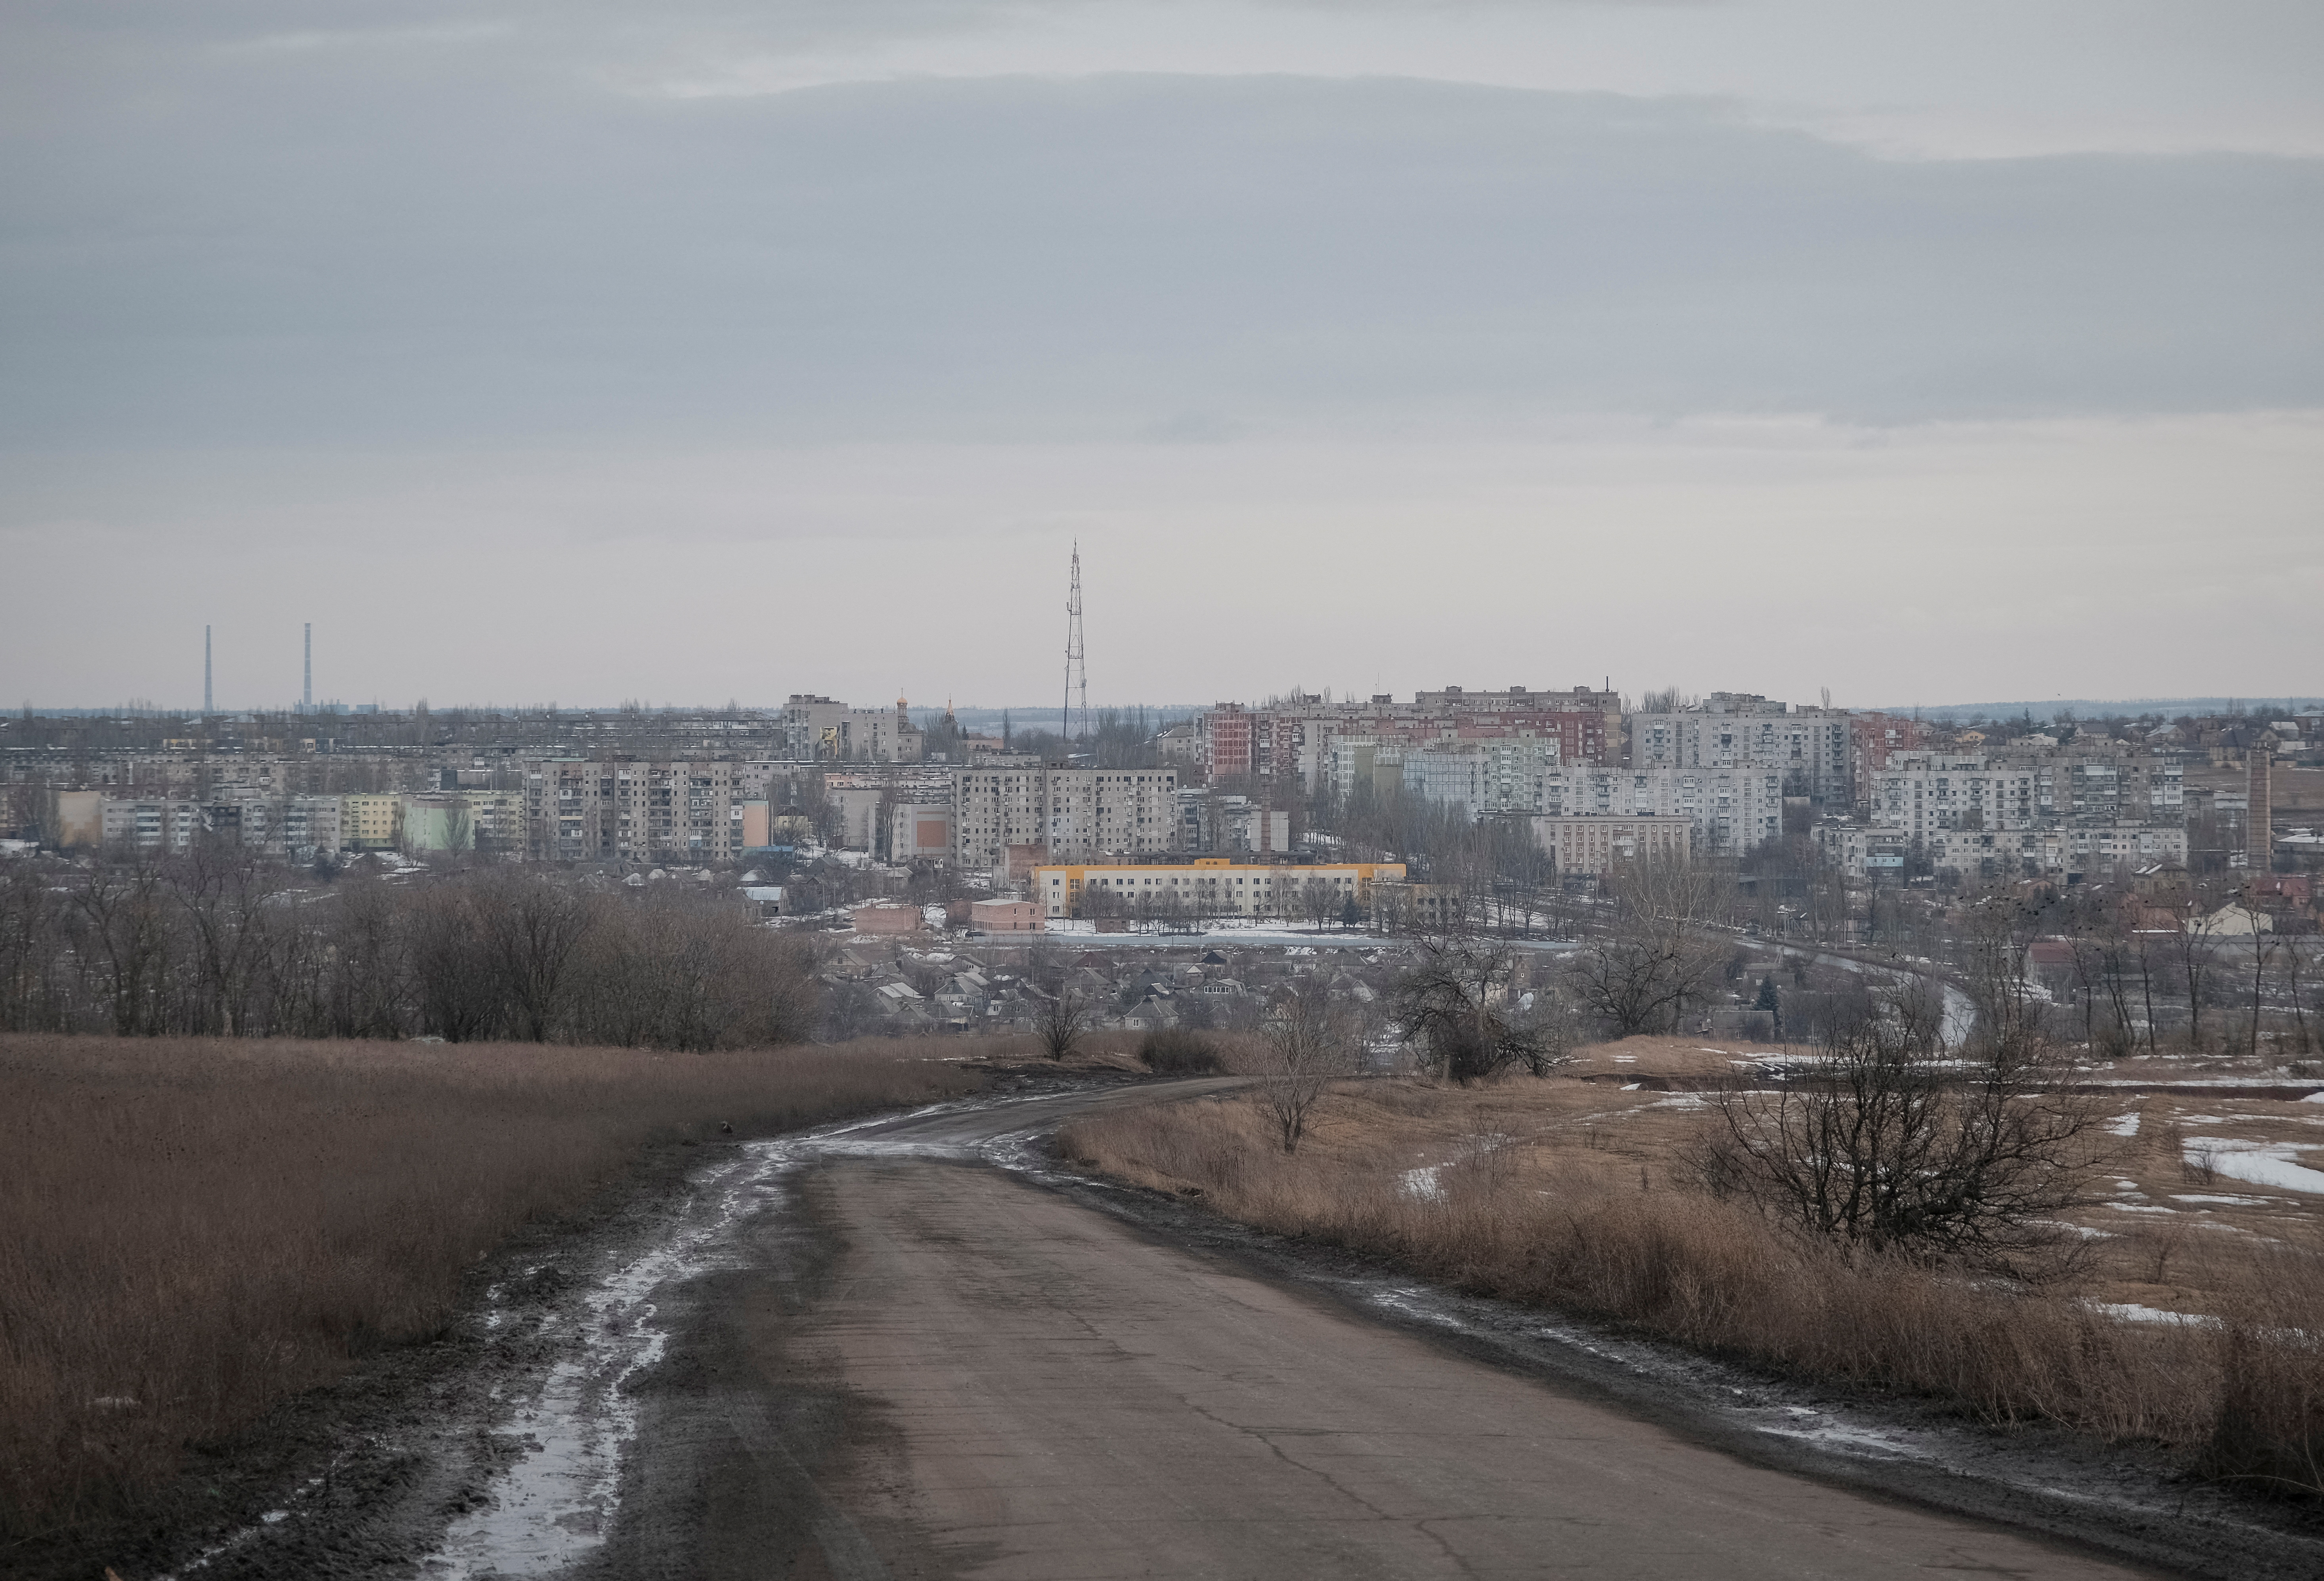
[0,845,818,1049]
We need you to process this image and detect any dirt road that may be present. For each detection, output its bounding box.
[576,1084,2159,1580]
[92,1080,2310,1581]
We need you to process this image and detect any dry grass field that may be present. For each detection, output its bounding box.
[0,1032,999,1538]
[1060,1040,2324,1497]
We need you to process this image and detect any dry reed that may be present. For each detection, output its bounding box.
[0,1031,996,1536]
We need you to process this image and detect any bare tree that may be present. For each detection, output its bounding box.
[1258,980,1354,1152]
[1394,935,1566,1081]
[2241,927,2279,1060]
[2166,918,2221,1052]
[1567,855,1729,1037]
[1697,987,2105,1272]
[73,852,174,1036]
[475,874,596,1042]
[1035,981,1091,1061]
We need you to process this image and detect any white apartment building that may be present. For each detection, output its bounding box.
[1175,790,1291,855]
[1527,815,1693,876]
[1925,823,2189,878]
[1400,739,1563,816]
[1869,752,2184,841]
[780,695,923,763]
[1629,698,1853,805]
[953,765,1180,870]
[525,759,747,862]
[1034,857,1406,920]
[1532,766,1784,856]
[99,797,207,853]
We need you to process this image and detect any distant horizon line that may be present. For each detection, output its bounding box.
[13,694,2319,722]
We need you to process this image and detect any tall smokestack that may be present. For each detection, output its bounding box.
[304,622,312,710]
[204,625,213,715]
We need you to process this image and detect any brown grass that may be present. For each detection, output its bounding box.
[1060,1076,2324,1496]
[0,1031,997,1537]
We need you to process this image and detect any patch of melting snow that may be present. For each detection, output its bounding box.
[2090,1302,2219,1328]
[1400,1166,1445,1201]
[419,1093,998,1580]
[2171,1193,2272,1207]
[2188,1141,2324,1196]
[2107,1202,2177,1214]
[2106,1112,2141,1137]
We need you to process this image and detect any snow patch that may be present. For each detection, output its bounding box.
[2187,1141,2324,1196]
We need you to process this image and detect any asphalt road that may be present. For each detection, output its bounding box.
[631,1085,2155,1581]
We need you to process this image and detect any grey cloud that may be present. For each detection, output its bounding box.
[3,61,2318,447]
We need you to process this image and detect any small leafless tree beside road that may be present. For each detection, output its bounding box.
[1258,980,1355,1151]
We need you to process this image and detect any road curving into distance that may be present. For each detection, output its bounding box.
[568,1078,2168,1581]
[144,1076,2315,1580]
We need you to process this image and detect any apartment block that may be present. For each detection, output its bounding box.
[524,760,747,862]
[1527,815,1694,876]
[1629,695,1853,805]
[341,793,403,851]
[1203,684,1618,792]
[780,695,924,763]
[954,765,1179,871]
[1034,857,1406,920]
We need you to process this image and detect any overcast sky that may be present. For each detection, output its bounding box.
[3,2,2318,712]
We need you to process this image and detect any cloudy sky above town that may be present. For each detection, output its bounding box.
[4,1,2318,713]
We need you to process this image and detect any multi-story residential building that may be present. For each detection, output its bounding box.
[780,695,924,763]
[281,795,342,856]
[1400,739,1563,815]
[1813,819,1910,881]
[1628,695,1853,806]
[1033,857,1406,920]
[888,801,955,862]
[1526,766,1783,855]
[1176,790,1291,855]
[341,793,402,851]
[99,797,206,852]
[1863,747,2189,878]
[954,765,1180,872]
[824,770,953,854]
[1203,685,1618,791]
[523,759,748,862]
[1526,814,1694,876]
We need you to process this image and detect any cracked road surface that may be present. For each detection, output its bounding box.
[723,1149,2151,1578]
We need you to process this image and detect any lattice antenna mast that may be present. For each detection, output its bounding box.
[1061,542,1087,757]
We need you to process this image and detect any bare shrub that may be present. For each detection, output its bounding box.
[1138,1028,1225,1076]
[1034,984,1091,1061]
[0,1032,987,1537]
[1695,994,2106,1273]
[1394,936,1566,1082]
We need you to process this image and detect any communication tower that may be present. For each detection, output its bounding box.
[304,623,312,710]
[1060,542,1087,753]
[204,625,213,715]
